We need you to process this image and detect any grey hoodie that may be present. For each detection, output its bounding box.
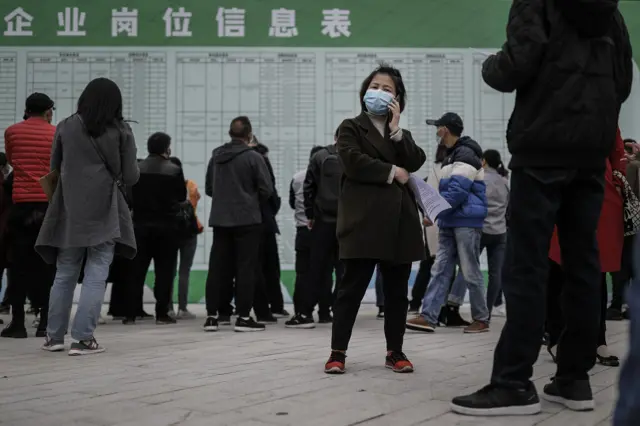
[205,139,273,228]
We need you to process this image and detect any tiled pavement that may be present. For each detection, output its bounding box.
[0,304,629,426]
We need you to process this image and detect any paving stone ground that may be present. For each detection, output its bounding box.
[0,304,629,426]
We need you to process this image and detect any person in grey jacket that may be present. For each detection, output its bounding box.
[35,78,139,355]
[203,116,273,333]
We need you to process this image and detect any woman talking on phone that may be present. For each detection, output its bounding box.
[325,64,426,375]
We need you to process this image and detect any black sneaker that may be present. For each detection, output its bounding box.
[285,314,316,329]
[203,316,218,332]
[137,311,154,320]
[68,338,105,356]
[41,336,65,352]
[122,317,136,325]
[438,306,448,325]
[218,315,231,325]
[271,309,290,318]
[445,306,470,327]
[35,329,47,338]
[542,378,594,411]
[155,316,177,325]
[450,384,541,416]
[606,308,624,321]
[407,306,419,315]
[235,317,265,332]
[257,315,278,324]
[377,307,384,319]
[0,304,10,315]
[0,322,28,338]
[318,314,333,324]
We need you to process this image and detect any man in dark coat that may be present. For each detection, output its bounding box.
[452,0,633,416]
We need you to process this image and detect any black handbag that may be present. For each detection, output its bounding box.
[176,200,199,238]
[614,170,640,236]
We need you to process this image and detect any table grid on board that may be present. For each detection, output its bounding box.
[324,52,467,178]
[25,51,167,153]
[176,52,316,265]
[472,54,514,163]
[0,54,18,151]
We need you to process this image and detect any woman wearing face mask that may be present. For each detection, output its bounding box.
[325,64,426,375]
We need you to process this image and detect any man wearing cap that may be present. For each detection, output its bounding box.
[1,93,56,338]
[406,112,489,334]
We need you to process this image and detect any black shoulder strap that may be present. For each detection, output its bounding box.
[78,115,131,206]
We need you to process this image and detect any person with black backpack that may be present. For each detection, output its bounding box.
[286,128,344,328]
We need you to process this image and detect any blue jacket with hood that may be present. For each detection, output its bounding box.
[436,136,488,229]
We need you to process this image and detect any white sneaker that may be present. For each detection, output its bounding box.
[176,309,196,320]
[492,305,507,317]
[98,315,106,325]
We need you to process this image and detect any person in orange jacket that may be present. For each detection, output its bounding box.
[169,157,203,319]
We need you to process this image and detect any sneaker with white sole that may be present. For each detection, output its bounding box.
[176,309,196,320]
[492,305,507,317]
[41,336,65,352]
[68,338,105,356]
[203,316,218,332]
[542,378,594,412]
[235,317,265,332]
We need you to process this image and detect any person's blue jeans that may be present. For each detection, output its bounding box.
[614,233,640,425]
[448,232,507,312]
[47,241,115,342]
[421,227,489,324]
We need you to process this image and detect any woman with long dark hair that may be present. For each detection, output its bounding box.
[478,149,509,315]
[325,64,426,374]
[35,78,139,355]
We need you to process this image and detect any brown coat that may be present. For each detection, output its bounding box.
[336,113,427,264]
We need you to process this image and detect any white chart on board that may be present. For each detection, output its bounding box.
[0,53,18,152]
[26,51,168,155]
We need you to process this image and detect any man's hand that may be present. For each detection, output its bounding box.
[394,167,409,184]
[624,142,640,162]
[423,217,433,227]
[307,219,314,230]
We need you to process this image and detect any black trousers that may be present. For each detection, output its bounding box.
[7,202,55,327]
[252,229,282,318]
[610,235,634,311]
[491,168,604,389]
[262,230,284,313]
[300,219,343,317]
[293,226,336,316]
[332,259,411,352]
[108,256,133,317]
[205,224,262,318]
[547,260,609,349]
[127,227,179,319]
[410,243,433,310]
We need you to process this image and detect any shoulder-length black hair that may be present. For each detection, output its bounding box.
[359,63,407,113]
[77,78,124,138]
[435,142,448,164]
[483,149,509,178]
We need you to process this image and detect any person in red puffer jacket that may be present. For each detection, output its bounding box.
[1,93,56,338]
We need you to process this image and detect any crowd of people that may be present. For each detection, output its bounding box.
[0,0,640,422]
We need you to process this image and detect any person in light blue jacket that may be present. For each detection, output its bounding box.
[406,112,488,334]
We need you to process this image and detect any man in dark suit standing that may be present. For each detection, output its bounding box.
[203,117,273,332]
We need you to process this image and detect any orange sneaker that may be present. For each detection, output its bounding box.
[385,351,414,373]
[324,351,346,374]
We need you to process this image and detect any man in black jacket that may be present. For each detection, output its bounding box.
[203,116,273,332]
[286,128,344,328]
[127,133,186,325]
[452,0,633,416]
[249,138,288,320]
